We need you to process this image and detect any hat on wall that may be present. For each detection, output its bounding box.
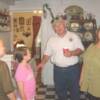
[51,15,67,25]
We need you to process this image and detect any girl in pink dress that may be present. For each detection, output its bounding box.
[14,47,36,100]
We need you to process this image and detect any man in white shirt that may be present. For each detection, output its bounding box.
[38,15,84,100]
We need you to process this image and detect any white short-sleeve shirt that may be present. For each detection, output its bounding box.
[44,31,84,67]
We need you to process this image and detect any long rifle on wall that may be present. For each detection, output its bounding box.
[43,3,54,20]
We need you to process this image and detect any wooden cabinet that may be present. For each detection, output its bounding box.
[64,5,97,48]
[68,16,97,48]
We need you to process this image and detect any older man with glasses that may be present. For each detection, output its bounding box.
[38,15,84,100]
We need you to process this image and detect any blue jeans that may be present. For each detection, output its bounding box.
[54,63,80,100]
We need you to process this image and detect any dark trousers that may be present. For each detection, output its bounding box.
[54,63,80,100]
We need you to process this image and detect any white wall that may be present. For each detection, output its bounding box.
[0,0,9,9]
[9,0,43,11]
[0,0,14,5]
[10,0,100,26]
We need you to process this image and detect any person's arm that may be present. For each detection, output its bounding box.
[41,55,50,65]
[70,33,84,57]
[17,81,27,100]
[1,61,16,100]
[37,55,50,69]
[7,92,16,100]
[63,48,83,57]
[79,65,84,86]
[71,48,83,56]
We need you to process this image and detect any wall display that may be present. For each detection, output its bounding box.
[64,5,97,48]
[12,12,33,49]
[0,9,10,32]
[19,17,25,25]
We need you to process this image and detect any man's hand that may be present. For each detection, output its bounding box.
[63,48,83,57]
[63,49,72,57]
[37,62,44,70]
[37,55,50,70]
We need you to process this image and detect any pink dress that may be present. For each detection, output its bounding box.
[15,63,36,100]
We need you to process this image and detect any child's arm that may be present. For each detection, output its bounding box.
[17,81,27,100]
[7,92,16,100]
